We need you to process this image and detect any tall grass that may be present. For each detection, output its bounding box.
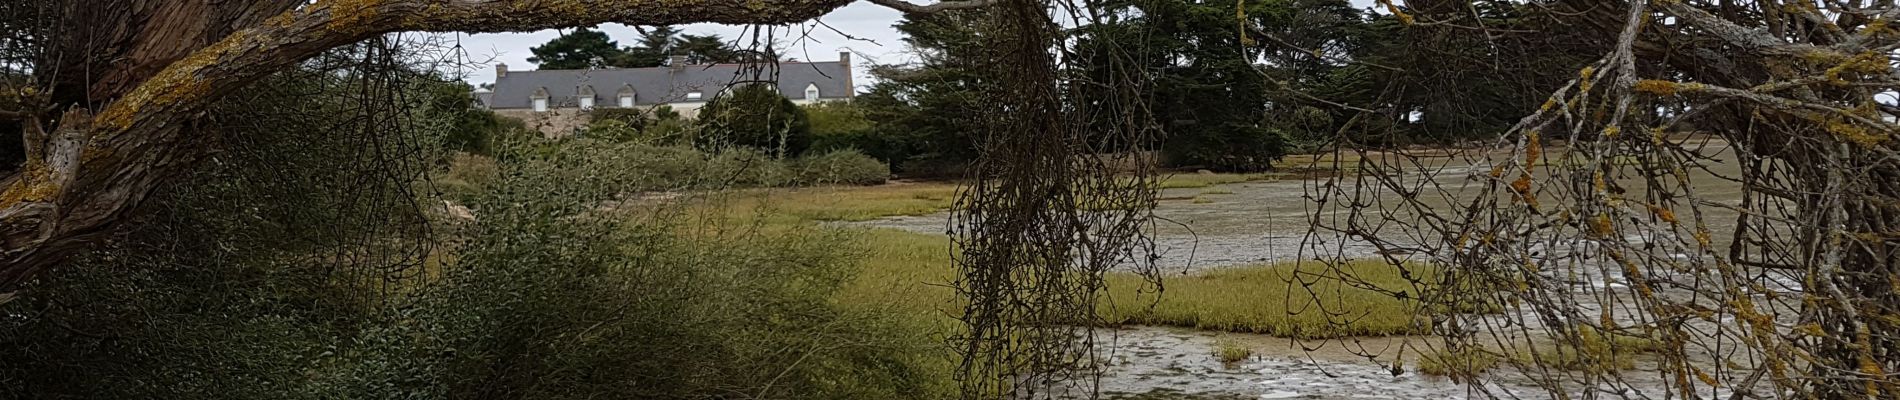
[1212,337,1254,365]
[1099,261,1435,338]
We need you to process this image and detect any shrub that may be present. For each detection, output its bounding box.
[1164,123,1287,172]
[583,108,652,143]
[583,118,643,143]
[706,147,794,187]
[804,101,874,137]
[794,149,890,186]
[651,104,682,121]
[514,137,712,190]
[641,116,698,146]
[590,107,650,130]
[427,79,507,155]
[809,129,902,165]
[350,141,948,399]
[699,85,812,157]
[895,157,972,178]
[436,152,499,202]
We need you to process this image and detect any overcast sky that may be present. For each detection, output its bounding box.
[455,0,1382,87]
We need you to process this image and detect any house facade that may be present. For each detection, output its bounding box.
[482,53,854,135]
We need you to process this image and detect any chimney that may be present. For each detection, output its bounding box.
[495,63,508,79]
[669,55,688,71]
[839,51,854,98]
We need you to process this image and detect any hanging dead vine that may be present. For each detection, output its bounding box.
[947,0,1164,396]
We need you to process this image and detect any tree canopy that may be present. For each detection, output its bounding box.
[527,26,746,69]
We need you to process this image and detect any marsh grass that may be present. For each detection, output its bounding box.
[698,183,959,223]
[1099,261,1435,339]
[1213,338,1254,365]
[1155,173,1271,189]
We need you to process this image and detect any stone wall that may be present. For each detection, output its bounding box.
[493,108,589,138]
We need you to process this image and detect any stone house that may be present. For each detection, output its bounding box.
[481,53,855,136]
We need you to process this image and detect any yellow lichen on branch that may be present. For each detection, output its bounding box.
[1649,204,1678,224]
[1579,66,1598,93]
[1511,172,1537,208]
[1591,213,1614,237]
[1633,79,1703,96]
[1824,52,1890,85]
[94,30,255,131]
[1825,116,1890,148]
[1524,130,1542,166]
[0,166,58,209]
[326,0,384,32]
[1376,0,1412,25]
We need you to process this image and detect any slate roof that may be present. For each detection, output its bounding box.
[489,60,852,109]
[472,89,493,109]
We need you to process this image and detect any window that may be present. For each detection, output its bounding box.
[578,97,595,109]
[804,83,820,101]
[619,95,634,108]
[686,92,703,101]
[532,98,548,112]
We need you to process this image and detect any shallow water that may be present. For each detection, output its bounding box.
[1051,326,1494,400]
[846,142,1763,399]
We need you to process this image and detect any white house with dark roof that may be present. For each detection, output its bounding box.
[483,52,855,130]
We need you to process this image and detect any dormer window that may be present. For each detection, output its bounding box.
[530,87,551,112]
[577,85,597,110]
[617,84,637,108]
[804,83,820,101]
